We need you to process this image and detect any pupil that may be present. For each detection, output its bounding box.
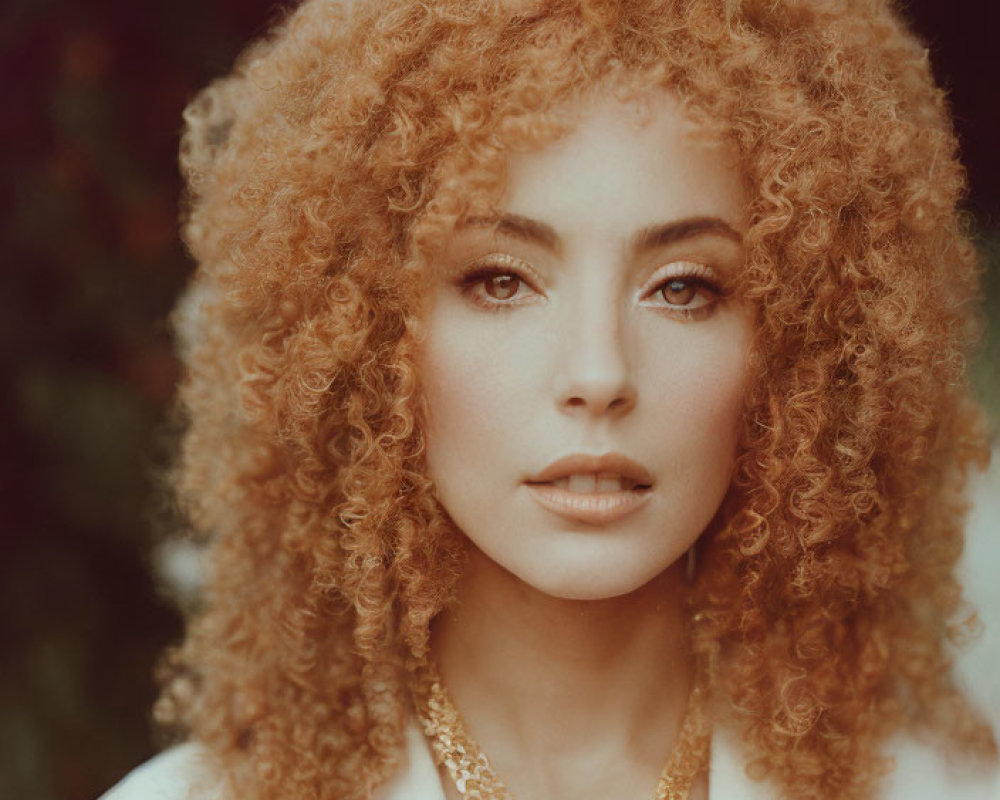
[663,279,695,305]
[488,275,519,300]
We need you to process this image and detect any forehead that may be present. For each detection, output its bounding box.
[500,87,747,240]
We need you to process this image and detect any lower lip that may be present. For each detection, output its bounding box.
[524,483,652,525]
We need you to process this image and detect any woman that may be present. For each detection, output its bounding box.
[105,0,999,798]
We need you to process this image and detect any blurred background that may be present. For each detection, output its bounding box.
[0,2,997,798]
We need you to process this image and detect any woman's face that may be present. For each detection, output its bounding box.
[418,88,752,600]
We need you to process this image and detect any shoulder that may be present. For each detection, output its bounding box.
[957,457,1000,734]
[375,719,447,800]
[880,737,999,800]
[101,727,444,800]
[710,727,999,799]
[100,743,226,800]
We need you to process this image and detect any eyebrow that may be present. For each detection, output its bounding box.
[631,216,742,250]
[461,213,742,253]
[464,214,560,251]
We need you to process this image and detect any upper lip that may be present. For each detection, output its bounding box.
[527,453,654,487]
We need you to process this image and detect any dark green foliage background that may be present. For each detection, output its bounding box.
[0,2,995,798]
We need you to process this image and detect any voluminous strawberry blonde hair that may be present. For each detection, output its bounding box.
[157,0,997,797]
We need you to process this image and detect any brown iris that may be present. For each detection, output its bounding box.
[660,278,697,306]
[484,274,520,300]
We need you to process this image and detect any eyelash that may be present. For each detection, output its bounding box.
[458,253,541,311]
[639,261,727,320]
[457,255,727,317]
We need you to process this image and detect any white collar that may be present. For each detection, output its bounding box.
[376,720,446,800]
[102,717,998,799]
[376,718,1000,800]
[376,719,770,800]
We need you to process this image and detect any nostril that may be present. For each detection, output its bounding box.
[555,362,638,416]
[560,391,636,415]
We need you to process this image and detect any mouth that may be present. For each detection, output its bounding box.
[527,452,654,487]
[524,454,653,525]
[541,473,648,492]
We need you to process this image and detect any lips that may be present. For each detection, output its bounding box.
[527,453,654,488]
[525,453,653,525]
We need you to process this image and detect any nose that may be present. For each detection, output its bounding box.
[554,300,637,418]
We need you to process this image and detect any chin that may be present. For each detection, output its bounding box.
[510,550,683,601]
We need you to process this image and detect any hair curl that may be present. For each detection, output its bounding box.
[156,1,997,798]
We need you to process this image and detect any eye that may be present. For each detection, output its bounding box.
[459,253,541,309]
[653,276,714,308]
[640,261,725,317]
[480,273,522,300]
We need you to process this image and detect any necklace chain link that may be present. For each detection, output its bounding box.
[411,661,711,800]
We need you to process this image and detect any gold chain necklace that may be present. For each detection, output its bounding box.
[410,660,711,800]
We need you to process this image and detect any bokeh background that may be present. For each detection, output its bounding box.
[1,2,997,799]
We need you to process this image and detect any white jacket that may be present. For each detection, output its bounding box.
[101,718,1000,800]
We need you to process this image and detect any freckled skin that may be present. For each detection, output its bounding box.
[419,88,752,601]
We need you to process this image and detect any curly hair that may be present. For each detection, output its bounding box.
[156,0,997,798]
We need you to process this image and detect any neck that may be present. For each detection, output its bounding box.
[430,547,696,800]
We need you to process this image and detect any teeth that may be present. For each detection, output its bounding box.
[544,474,633,493]
[568,474,597,493]
[597,474,624,492]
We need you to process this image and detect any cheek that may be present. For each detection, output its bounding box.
[684,349,746,435]
[641,323,749,460]
[419,314,528,479]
